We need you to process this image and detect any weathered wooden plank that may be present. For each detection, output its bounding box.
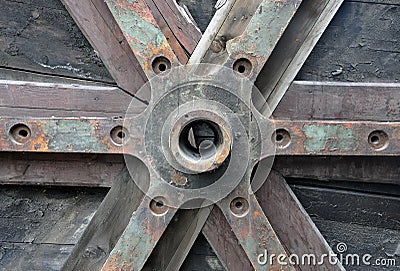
[0,80,397,120]
[0,67,112,85]
[296,1,400,82]
[0,185,103,245]
[0,182,399,270]
[202,207,253,271]
[62,167,144,271]
[144,207,212,271]
[0,154,397,188]
[0,243,73,271]
[273,81,400,121]
[61,0,147,95]
[256,0,344,114]
[1,80,397,120]
[311,219,399,271]
[0,0,113,83]
[274,156,400,185]
[145,0,202,62]
[291,184,400,230]
[0,80,138,117]
[255,171,344,271]
[0,153,124,187]
[0,184,107,271]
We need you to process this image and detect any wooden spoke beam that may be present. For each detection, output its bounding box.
[62,167,144,271]
[61,0,147,95]
[61,0,202,98]
[0,0,396,270]
[255,171,345,271]
[3,80,398,120]
[257,0,345,113]
[146,0,202,55]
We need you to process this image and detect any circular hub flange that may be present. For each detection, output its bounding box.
[123,64,275,209]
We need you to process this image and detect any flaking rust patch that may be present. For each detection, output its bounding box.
[28,121,49,152]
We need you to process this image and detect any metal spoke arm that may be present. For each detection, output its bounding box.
[189,0,344,115]
[1,117,398,157]
[217,181,295,270]
[267,120,400,157]
[101,189,178,271]
[190,0,302,76]
[104,0,181,78]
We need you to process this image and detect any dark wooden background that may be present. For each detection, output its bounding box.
[0,0,399,270]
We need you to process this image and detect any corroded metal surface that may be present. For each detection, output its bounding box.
[102,193,178,271]
[270,120,400,157]
[218,179,295,270]
[189,0,303,84]
[0,118,123,154]
[1,118,398,157]
[105,0,180,76]
[227,0,303,81]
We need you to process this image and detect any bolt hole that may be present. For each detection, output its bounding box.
[110,126,129,145]
[18,129,28,138]
[233,58,252,76]
[150,197,168,215]
[155,200,164,208]
[158,63,167,72]
[230,197,249,217]
[370,135,379,145]
[275,133,284,142]
[235,201,243,209]
[237,65,246,74]
[368,130,388,151]
[152,56,171,75]
[9,124,31,144]
[117,131,125,139]
[272,129,291,149]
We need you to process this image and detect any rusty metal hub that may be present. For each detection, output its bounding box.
[123,65,270,209]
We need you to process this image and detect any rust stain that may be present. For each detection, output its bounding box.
[171,171,188,186]
[28,121,49,152]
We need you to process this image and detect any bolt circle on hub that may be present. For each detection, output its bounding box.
[123,64,276,209]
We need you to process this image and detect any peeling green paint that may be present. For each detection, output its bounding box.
[230,0,302,57]
[41,120,107,152]
[105,0,174,69]
[303,124,358,153]
[107,4,164,52]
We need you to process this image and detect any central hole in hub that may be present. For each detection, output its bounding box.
[179,120,222,160]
